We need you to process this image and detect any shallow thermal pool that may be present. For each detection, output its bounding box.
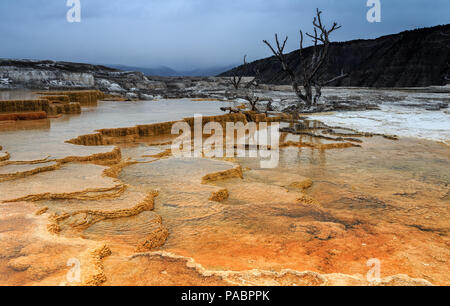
[0,96,449,286]
[0,99,230,161]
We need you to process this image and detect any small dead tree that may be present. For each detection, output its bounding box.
[263,8,347,109]
[246,94,259,112]
[230,55,248,89]
[230,55,262,89]
[264,99,274,115]
[244,67,263,89]
[243,92,275,113]
[243,67,265,112]
[227,55,269,113]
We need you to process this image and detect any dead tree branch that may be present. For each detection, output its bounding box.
[220,107,240,114]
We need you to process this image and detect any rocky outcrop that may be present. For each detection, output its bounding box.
[288,178,313,190]
[221,24,450,87]
[0,63,95,88]
[35,207,49,216]
[0,60,106,89]
[202,166,244,184]
[0,59,242,99]
[0,152,11,162]
[209,189,230,202]
[136,227,170,253]
[0,59,166,98]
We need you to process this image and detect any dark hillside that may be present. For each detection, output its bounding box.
[221,24,450,87]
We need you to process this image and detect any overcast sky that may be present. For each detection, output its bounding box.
[0,0,448,70]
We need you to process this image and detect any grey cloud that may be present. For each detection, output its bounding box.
[0,0,448,70]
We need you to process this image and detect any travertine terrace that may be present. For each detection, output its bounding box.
[0,91,448,286]
[0,90,104,121]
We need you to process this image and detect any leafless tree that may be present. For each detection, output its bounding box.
[247,95,259,111]
[230,55,248,89]
[264,99,274,115]
[244,67,263,89]
[243,94,275,113]
[263,8,347,109]
[227,55,270,114]
[230,55,262,90]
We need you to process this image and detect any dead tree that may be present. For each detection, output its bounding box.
[263,8,347,109]
[227,55,269,113]
[230,55,248,89]
[230,55,262,90]
[244,92,260,112]
[264,99,274,115]
[244,67,263,89]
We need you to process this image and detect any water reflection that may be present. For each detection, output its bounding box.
[0,99,230,161]
[0,90,38,101]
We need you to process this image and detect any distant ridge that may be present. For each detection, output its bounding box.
[107,64,178,77]
[108,64,235,77]
[220,24,450,87]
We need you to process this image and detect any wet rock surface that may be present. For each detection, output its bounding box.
[0,59,165,100]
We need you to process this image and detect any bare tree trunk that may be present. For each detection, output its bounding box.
[314,83,322,105]
[302,83,313,108]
